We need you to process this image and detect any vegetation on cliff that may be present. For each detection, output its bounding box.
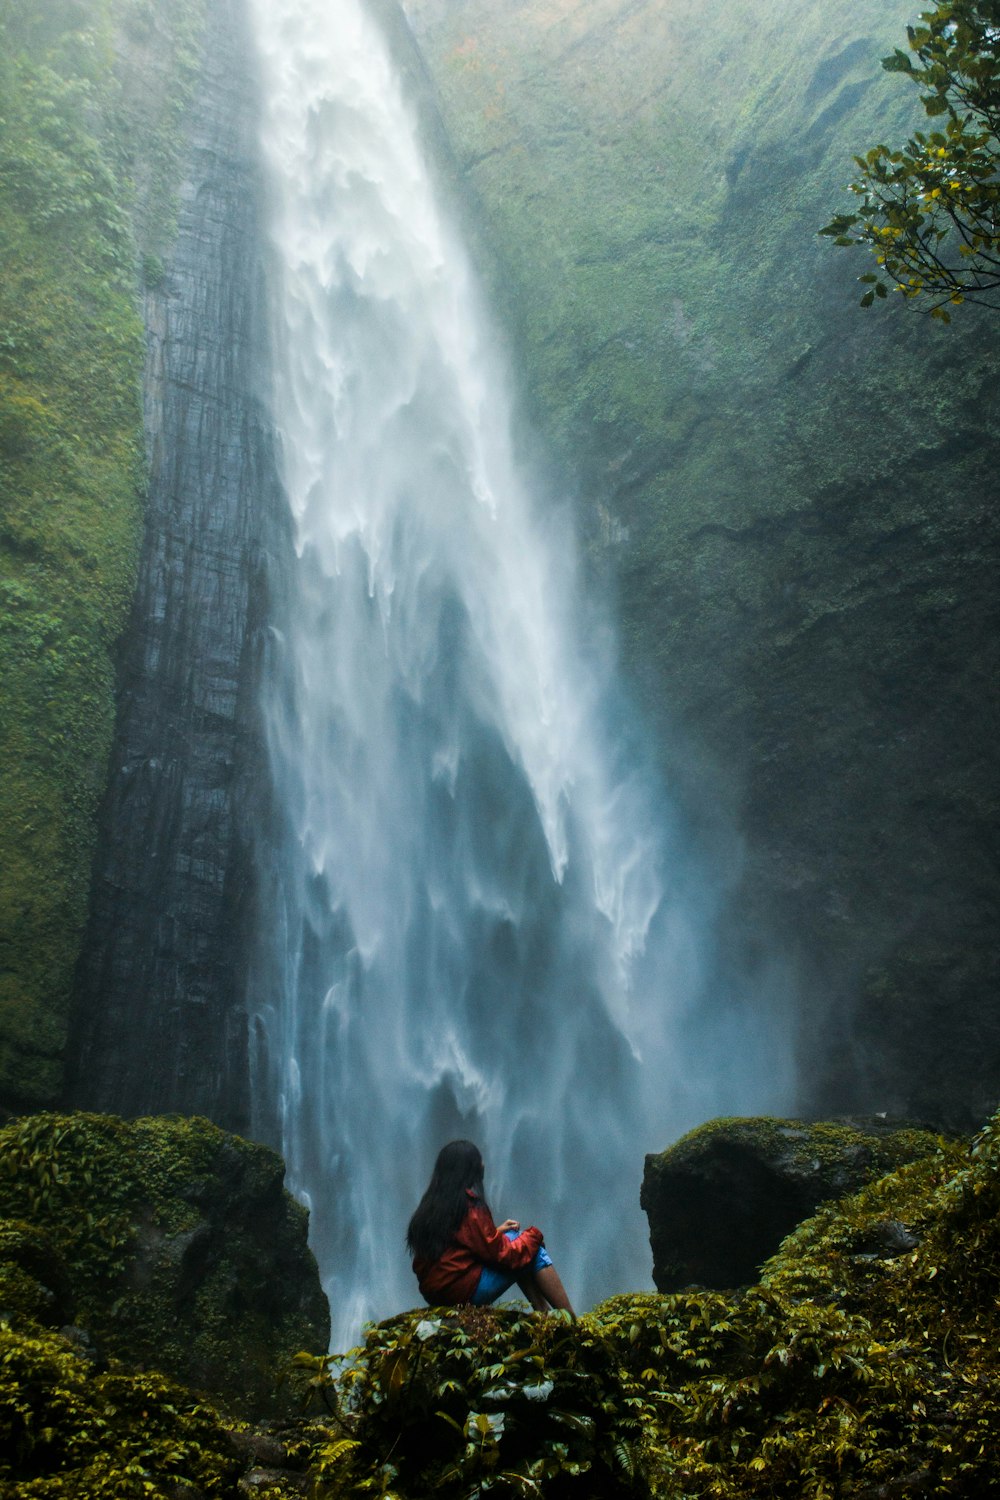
[2,1110,998,1497]
[823,0,1000,316]
[0,0,206,1112]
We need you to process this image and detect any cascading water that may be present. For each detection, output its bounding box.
[247,0,789,1347]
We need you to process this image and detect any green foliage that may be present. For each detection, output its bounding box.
[301,1303,650,1499]
[0,0,206,1111]
[631,1125,997,1497]
[2,1111,999,1496]
[822,1,1000,316]
[0,1322,246,1500]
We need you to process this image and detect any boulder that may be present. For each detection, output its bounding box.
[641,1115,945,1291]
[0,1112,329,1413]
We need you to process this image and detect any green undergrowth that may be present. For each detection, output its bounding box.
[2,1112,999,1495]
[0,1328,247,1500]
[0,0,206,1111]
[302,1118,995,1497]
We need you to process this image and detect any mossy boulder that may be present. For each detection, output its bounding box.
[641,1115,945,1292]
[0,1112,329,1415]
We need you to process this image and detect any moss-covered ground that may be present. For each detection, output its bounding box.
[2,1110,999,1497]
[0,0,205,1111]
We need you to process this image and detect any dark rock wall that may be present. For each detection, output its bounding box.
[65,0,282,1129]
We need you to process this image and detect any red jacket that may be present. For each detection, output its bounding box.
[413,1192,544,1305]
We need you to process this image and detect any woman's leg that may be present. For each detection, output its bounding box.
[533,1263,575,1318]
[512,1261,576,1318]
[501,1231,576,1317]
[513,1271,551,1313]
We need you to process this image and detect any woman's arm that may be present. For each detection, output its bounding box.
[458,1204,543,1270]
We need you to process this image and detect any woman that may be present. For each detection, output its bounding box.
[407,1139,575,1315]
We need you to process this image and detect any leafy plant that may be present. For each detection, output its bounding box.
[822,0,1000,317]
[316,1304,651,1499]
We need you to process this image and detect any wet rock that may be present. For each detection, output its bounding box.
[66,0,286,1129]
[641,1115,944,1291]
[854,1217,921,1260]
[57,1323,105,1368]
[226,1429,296,1469]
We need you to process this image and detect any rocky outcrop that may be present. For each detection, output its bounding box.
[641,1115,944,1291]
[65,0,285,1128]
[0,1112,329,1415]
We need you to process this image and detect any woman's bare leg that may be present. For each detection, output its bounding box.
[513,1265,575,1318]
[514,1273,551,1313]
[535,1264,575,1318]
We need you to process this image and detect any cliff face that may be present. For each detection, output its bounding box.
[65,0,283,1128]
[400,0,1000,1125]
[3,0,996,1132]
[0,0,207,1113]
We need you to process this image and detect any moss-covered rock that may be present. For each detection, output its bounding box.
[0,1112,329,1415]
[641,1114,947,1291]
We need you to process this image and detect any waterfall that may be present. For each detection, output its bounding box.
[246,0,782,1347]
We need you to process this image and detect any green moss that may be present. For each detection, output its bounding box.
[654,1114,944,1179]
[0,0,207,1111]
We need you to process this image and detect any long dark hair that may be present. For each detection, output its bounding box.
[406,1139,489,1261]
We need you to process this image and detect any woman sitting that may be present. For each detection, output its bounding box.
[407,1139,575,1316]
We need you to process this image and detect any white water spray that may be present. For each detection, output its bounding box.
[247,0,786,1347]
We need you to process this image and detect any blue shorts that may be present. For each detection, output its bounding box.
[471,1232,553,1306]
